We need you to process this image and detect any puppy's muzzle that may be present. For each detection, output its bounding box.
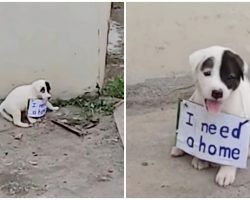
[211,89,223,99]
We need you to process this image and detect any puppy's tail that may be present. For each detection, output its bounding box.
[0,102,13,122]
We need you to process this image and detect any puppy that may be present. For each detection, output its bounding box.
[171,46,250,186]
[0,79,59,127]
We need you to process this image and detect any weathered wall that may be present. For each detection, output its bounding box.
[127,3,250,85]
[0,3,111,99]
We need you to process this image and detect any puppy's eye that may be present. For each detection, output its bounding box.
[40,87,45,93]
[227,74,236,80]
[203,71,211,76]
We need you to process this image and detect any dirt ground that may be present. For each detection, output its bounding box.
[126,75,250,198]
[0,106,123,198]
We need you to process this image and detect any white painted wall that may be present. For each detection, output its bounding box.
[127,3,250,85]
[0,3,111,99]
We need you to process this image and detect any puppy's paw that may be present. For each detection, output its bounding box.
[192,157,209,170]
[28,117,37,124]
[171,146,185,157]
[215,166,236,186]
[51,106,59,111]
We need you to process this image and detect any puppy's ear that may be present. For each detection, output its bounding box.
[229,50,248,74]
[223,50,247,80]
[189,48,208,74]
[45,81,51,93]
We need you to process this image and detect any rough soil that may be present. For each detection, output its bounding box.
[0,106,123,198]
[127,74,194,115]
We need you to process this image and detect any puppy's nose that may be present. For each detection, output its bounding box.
[211,89,223,99]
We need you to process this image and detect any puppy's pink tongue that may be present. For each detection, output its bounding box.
[205,99,222,113]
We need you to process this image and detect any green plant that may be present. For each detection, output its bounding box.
[52,95,115,120]
[102,76,124,99]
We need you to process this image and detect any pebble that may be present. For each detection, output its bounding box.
[14,133,23,140]
[32,152,38,156]
[29,160,38,166]
[98,176,110,182]
[141,162,148,166]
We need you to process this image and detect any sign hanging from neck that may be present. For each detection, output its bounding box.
[176,100,250,168]
[27,99,47,118]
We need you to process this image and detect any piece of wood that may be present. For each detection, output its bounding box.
[51,120,84,137]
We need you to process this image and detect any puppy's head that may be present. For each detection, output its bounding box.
[189,46,247,113]
[31,80,52,100]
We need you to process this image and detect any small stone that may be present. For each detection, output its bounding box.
[108,169,114,173]
[29,160,38,166]
[98,176,110,182]
[14,133,23,140]
[32,152,38,156]
[141,162,148,166]
[3,161,13,166]
[111,138,119,143]
[60,119,68,123]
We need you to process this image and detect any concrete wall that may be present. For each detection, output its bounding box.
[127,3,250,85]
[0,3,111,99]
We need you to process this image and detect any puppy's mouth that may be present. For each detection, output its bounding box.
[204,99,222,113]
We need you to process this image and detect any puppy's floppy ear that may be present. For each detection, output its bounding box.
[227,50,248,75]
[189,48,208,74]
[45,81,51,93]
[225,50,248,80]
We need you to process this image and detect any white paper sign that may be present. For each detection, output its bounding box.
[176,100,250,168]
[27,99,47,118]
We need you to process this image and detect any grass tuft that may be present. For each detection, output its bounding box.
[102,76,124,99]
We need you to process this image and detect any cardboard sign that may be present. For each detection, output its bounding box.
[176,100,250,168]
[27,99,47,118]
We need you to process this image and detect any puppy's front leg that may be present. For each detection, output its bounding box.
[216,165,237,186]
[192,156,210,170]
[47,101,59,111]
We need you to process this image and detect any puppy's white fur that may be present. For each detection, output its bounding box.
[171,46,250,186]
[0,80,59,127]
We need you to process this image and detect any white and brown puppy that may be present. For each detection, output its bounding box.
[0,79,59,128]
[171,46,250,186]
